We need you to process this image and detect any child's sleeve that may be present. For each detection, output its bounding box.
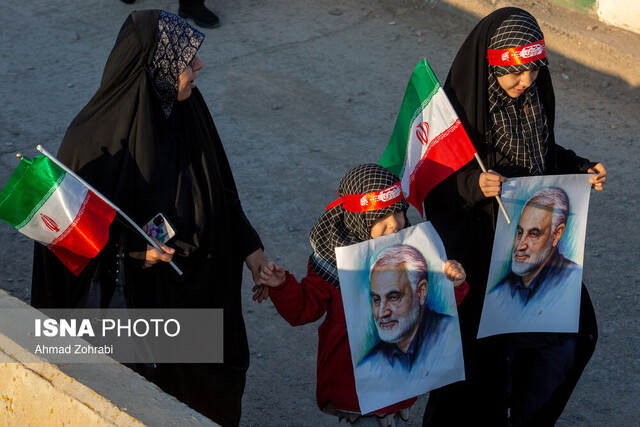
[268,263,334,327]
[454,281,469,306]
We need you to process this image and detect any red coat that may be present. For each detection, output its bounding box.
[268,263,469,414]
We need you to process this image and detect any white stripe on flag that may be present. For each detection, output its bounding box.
[401,88,459,194]
[19,173,89,245]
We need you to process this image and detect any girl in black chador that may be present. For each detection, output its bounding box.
[421,7,607,426]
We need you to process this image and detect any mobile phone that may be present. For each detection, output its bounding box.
[142,213,176,244]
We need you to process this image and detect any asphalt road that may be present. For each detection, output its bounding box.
[0,0,638,425]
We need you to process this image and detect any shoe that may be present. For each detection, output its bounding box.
[178,2,220,29]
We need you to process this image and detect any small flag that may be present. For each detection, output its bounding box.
[0,154,116,275]
[379,59,477,215]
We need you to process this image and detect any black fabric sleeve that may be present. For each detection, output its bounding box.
[555,145,597,174]
[234,203,263,260]
[123,229,148,271]
[456,161,487,208]
[222,182,263,260]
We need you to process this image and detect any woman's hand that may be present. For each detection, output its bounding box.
[245,248,268,286]
[588,163,607,191]
[143,242,175,268]
[479,170,507,198]
[246,249,270,302]
[252,284,270,303]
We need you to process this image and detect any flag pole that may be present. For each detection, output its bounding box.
[36,145,183,276]
[473,152,511,224]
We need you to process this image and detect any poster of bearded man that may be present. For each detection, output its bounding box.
[478,175,592,338]
[336,222,464,414]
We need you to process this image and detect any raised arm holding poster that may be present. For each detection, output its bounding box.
[336,222,465,414]
[478,174,592,338]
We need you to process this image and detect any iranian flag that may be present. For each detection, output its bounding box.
[0,154,116,276]
[379,59,476,215]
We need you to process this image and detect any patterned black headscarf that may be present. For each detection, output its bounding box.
[488,10,549,175]
[488,12,548,76]
[149,11,204,117]
[309,164,409,287]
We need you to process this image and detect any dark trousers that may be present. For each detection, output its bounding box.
[423,284,597,427]
[507,337,577,426]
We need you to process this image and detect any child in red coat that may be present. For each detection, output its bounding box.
[256,164,468,425]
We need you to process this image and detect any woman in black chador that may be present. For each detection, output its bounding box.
[31,10,266,426]
[421,7,607,426]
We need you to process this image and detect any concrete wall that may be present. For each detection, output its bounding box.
[549,0,640,34]
[1,348,145,426]
[0,290,216,426]
[597,0,640,34]
[550,0,597,15]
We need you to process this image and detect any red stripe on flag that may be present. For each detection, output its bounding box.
[48,191,116,276]
[48,245,93,276]
[407,120,476,215]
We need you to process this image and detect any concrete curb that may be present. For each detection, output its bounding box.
[0,290,216,426]
[1,339,145,426]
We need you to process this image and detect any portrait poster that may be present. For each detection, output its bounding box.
[336,222,464,414]
[477,174,592,339]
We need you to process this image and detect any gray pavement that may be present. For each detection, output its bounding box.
[0,0,639,425]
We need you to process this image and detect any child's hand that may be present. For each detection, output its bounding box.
[260,262,286,288]
[444,260,466,288]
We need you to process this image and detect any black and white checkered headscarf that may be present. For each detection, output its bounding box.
[489,11,548,76]
[309,164,409,287]
[488,11,549,175]
[149,11,204,118]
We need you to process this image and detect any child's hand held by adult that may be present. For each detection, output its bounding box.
[260,262,286,288]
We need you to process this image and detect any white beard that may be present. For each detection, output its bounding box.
[512,240,554,277]
[375,294,421,343]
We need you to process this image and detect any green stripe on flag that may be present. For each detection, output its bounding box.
[379,59,441,177]
[0,155,66,229]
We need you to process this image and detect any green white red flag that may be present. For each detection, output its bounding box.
[379,59,476,215]
[0,154,116,276]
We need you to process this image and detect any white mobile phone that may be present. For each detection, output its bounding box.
[142,213,176,244]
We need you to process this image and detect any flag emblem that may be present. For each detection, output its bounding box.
[379,59,477,215]
[40,214,60,232]
[0,155,116,275]
[416,122,430,146]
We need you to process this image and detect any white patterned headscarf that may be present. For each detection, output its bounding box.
[149,11,204,117]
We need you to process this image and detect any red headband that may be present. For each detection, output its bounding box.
[326,181,404,213]
[487,39,546,67]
